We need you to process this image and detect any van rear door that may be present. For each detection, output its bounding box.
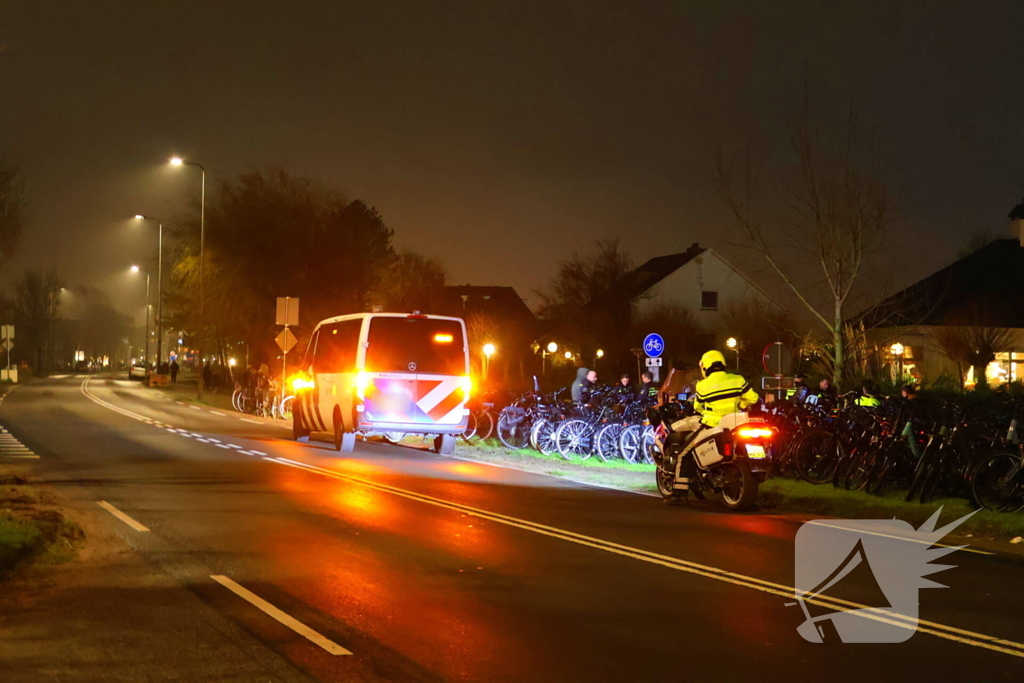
[363,316,468,427]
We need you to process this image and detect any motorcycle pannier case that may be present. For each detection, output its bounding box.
[693,432,725,468]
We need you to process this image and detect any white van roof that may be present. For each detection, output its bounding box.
[313,312,464,330]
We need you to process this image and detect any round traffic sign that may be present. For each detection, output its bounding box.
[643,333,665,358]
[762,342,793,376]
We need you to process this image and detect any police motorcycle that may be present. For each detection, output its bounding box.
[649,398,775,510]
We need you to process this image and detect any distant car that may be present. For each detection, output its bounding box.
[74,360,91,373]
[128,362,150,381]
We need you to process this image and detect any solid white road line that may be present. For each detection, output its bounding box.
[4,455,39,459]
[97,501,150,532]
[806,520,994,556]
[241,418,263,425]
[210,575,351,655]
[266,456,1024,661]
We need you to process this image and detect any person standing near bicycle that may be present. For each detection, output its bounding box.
[614,373,637,399]
[570,367,597,404]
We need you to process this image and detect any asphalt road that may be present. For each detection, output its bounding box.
[1,374,1022,681]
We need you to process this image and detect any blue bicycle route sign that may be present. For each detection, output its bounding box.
[643,333,665,358]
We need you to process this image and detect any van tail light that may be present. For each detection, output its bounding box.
[355,371,371,400]
[737,427,774,440]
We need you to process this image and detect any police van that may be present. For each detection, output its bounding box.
[292,312,471,454]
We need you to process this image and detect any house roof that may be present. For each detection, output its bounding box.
[621,242,785,309]
[857,238,1024,329]
[441,285,536,323]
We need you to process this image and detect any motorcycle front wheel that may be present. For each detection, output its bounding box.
[656,464,677,499]
[719,459,758,511]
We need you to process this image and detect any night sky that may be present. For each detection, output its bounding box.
[2,1,1023,323]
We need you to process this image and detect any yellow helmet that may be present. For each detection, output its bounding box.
[699,350,726,376]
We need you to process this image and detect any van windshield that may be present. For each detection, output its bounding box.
[365,317,466,375]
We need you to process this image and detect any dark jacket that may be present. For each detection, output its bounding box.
[571,367,592,403]
[640,381,658,401]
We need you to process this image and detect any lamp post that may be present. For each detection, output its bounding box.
[169,157,205,398]
[539,341,558,376]
[130,265,151,365]
[889,342,905,382]
[482,343,496,381]
[135,215,165,371]
[726,337,739,370]
[47,287,67,372]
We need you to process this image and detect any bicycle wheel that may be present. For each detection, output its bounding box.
[531,418,558,455]
[555,419,594,461]
[497,409,530,450]
[462,410,479,442]
[793,430,843,485]
[843,449,877,491]
[638,425,656,465]
[279,395,293,420]
[476,410,496,441]
[594,423,623,462]
[232,388,242,412]
[970,451,1024,512]
[618,425,643,464]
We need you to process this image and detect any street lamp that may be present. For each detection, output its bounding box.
[130,265,151,365]
[482,343,495,381]
[725,337,739,370]
[169,156,206,399]
[564,350,572,360]
[547,341,558,354]
[890,342,905,381]
[596,349,604,358]
[134,215,165,371]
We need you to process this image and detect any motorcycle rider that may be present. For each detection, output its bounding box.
[666,350,760,503]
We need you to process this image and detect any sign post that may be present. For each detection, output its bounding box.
[275,298,299,405]
[1,325,15,383]
[761,341,793,402]
[643,333,665,383]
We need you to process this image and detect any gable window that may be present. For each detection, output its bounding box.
[701,291,719,310]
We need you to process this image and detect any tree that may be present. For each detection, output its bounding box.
[12,269,63,371]
[931,325,1013,390]
[372,250,446,312]
[537,238,639,370]
[0,158,26,271]
[717,96,898,383]
[164,168,395,367]
[718,299,798,376]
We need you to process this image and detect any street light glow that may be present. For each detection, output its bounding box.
[890,342,905,357]
[482,343,496,358]
[596,349,604,358]
[726,337,738,349]
[228,358,237,367]
[546,341,558,354]
[169,156,184,166]
[134,214,145,219]
[130,265,140,273]
[564,350,572,359]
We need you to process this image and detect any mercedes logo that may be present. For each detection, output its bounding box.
[408,362,417,371]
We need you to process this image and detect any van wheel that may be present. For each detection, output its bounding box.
[433,434,456,455]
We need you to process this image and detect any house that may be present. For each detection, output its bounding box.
[625,243,785,326]
[856,199,1024,386]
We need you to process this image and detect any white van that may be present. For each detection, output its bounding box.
[292,312,471,453]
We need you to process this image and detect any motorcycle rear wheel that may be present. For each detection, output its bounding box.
[719,459,758,511]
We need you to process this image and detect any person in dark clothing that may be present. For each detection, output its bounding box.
[639,371,660,401]
[202,362,213,391]
[169,359,179,383]
[570,367,597,403]
[614,373,636,398]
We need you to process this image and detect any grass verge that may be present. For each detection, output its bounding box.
[1,474,84,576]
[455,440,1024,544]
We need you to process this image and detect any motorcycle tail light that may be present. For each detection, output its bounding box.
[737,427,774,440]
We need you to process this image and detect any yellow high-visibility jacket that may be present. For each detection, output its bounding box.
[694,370,760,427]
